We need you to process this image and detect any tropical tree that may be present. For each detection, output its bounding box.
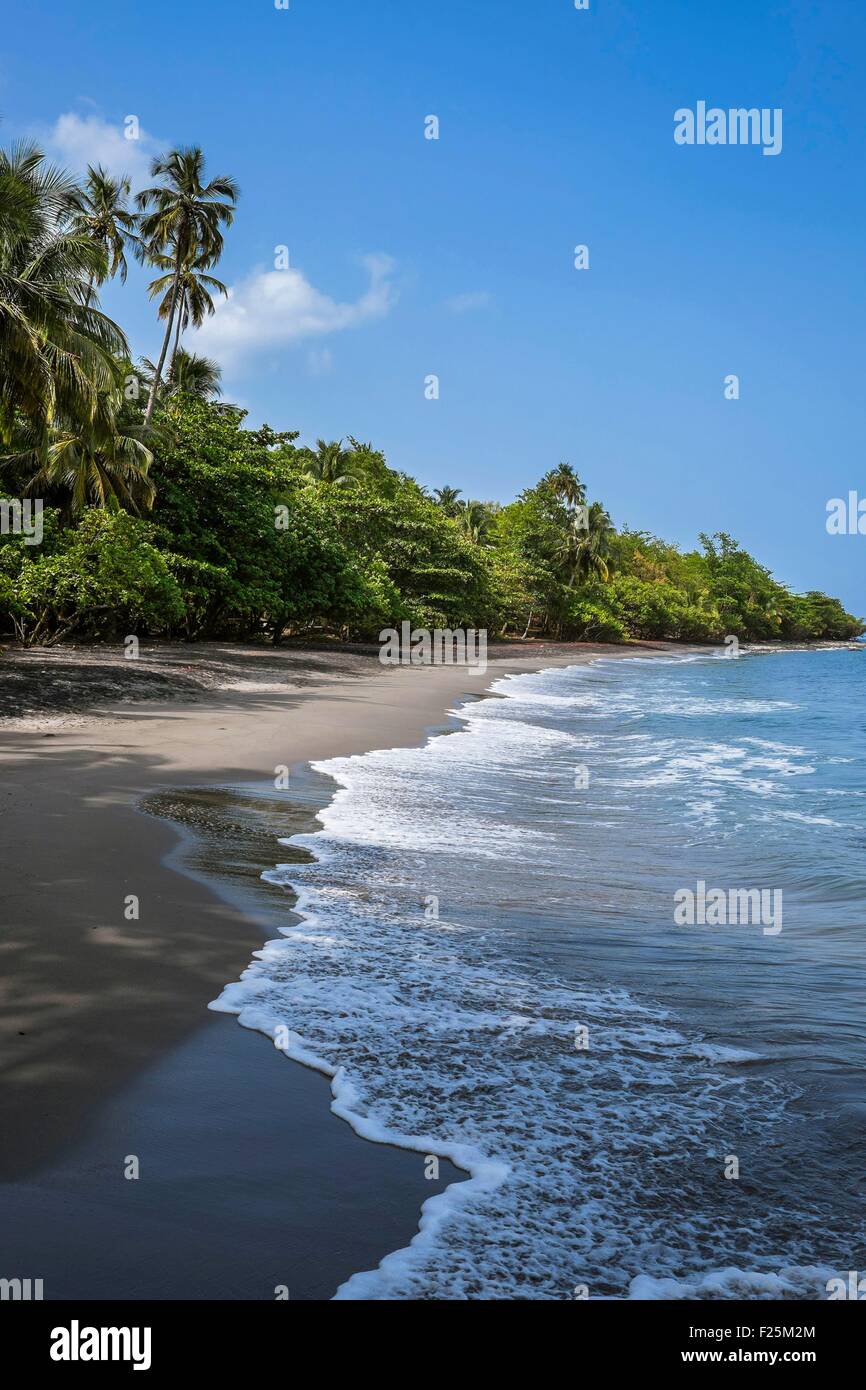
[166,349,223,400]
[543,462,586,510]
[136,148,238,428]
[538,463,594,586]
[344,437,401,498]
[14,377,154,515]
[71,164,139,305]
[0,142,129,450]
[146,246,227,382]
[301,439,366,487]
[571,502,614,584]
[434,485,463,516]
[28,422,155,515]
[456,499,495,545]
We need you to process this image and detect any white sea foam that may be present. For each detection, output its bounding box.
[209,652,857,1299]
[767,809,843,828]
[629,1264,837,1300]
[684,1042,762,1064]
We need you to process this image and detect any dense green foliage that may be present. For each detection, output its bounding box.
[0,507,182,645]
[2,399,861,645]
[0,140,861,647]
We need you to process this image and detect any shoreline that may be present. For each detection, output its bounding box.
[1,638,853,1298]
[242,641,862,1303]
[0,639,685,1298]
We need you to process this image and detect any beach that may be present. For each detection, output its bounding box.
[0,638,670,1300]
[228,642,862,1302]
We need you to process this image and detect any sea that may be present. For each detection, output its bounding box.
[211,646,866,1300]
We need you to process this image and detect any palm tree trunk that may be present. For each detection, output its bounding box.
[143,258,182,429]
[167,310,183,386]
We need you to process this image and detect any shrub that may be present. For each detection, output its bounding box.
[0,509,183,644]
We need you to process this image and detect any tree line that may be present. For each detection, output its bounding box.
[0,138,861,647]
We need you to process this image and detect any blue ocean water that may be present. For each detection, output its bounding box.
[213,648,866,1300]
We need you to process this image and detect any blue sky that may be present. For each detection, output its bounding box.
[3,0,865,612]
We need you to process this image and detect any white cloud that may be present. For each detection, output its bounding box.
[446,290,493,314]
[39,112,159,186]
[193,254,397,370]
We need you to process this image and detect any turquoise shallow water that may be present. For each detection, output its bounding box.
[214,647,866,1299]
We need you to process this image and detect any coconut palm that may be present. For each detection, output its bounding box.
[0,142,129,449]
[572,502,614,584]
[30,425,154,515]
[434,485,463,516]
[136,148,238,427]
[15,380,154,515]
[544,462,586,510]
[456,499,494,545]
[137,350,231,423]
[301,439,365,487]
[166,349,223,400]
[146,246,227,381]
[71,164,139,305]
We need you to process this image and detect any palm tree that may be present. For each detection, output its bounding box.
[434,485,463,516]
[136,148,238,428]
[29,424,154,515]
[71,165,139,305]
[301,439,365,487]
[15,378,154,515]
[166,349,223,400]
[544,462,586,510]
[0,142,129,449]
[146,246,228,381]
[456,499,494,545]
[571,502,614,584]
[138,350,233,424]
